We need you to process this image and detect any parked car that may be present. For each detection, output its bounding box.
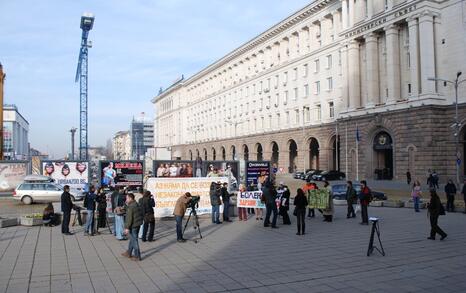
[306,170,323,182]
[331,183,387,201]
[313,170,346,181]
[293,171,305,179]
[13,175,84,205]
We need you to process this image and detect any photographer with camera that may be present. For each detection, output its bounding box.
[173,192,192,242]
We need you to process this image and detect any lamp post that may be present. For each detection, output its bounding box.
[70,127,77,160]
[428,72,466,184]
[302,106,309,173]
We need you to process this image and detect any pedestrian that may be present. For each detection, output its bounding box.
[322,181,334,222]
[411,180,422,212]
[427,189,447,240]
[303,181,317,217]
[277,182,291,225]
[84,185,96,236]
[427,170,434,189]
[432,170,439,189]
[110,186,118,235]
[238,184,248,221]
[114,186,127,240]
[122,193,143,261]
[96,187,107,233]
[444,179,457,212]
[43,202,59,226]
[263,181,278,228]
[139,190,155,242]
[358,180,371,225]
[221,183,232,222]
[461,178,466,214]
[346,181,357,218]
[61,185,74,235]
[173,192,192,242]
[406,170,411,185]
[210,182,222,224]
[293,188,308,235]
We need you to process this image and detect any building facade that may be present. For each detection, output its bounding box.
[153,0,466,182]
[112,131,131,160]
[131,115,154,160]
[3,104,29,160]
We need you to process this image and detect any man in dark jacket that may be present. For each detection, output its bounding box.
[444,179,457,212]
[277,182,291,225]
[346,181,357,218]
[210,182,222,224]
[139,190,155,242]
[122,193,143,261]
[61,185,73,235]
[427,190,447,240]
[358,180,371,225]
[221,183,232,222]
[84,185,96,236]
[263,181,278,228]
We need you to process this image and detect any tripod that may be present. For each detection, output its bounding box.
[367,218,385,256]
[182,207,203,240]
[95,210,112,235]
[72,207,83,226]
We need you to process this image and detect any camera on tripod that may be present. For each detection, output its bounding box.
[189,196,200,209]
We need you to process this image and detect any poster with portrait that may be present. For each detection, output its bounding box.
[153,160,194,178]
[0,161,28,192]
[99,160,144,188]
[203,161,239,192]
[245,161,271,189]
[41,161,89,191]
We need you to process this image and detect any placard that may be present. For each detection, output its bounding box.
[308,189,330,209]
[237,191,265,209]
[245,161,271,189]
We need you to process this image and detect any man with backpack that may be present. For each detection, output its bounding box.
[359,180,372,225]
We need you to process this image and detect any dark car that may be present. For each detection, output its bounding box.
[307,170,323,182]
[313,170,346,181]
[293,171,305,179]
[331,183,387,201]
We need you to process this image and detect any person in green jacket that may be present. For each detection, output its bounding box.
[121,193,143,261]
[346,181,357,218]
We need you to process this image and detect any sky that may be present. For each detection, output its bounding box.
[0,0,312,159]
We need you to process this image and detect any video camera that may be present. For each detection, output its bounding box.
[189,196,201,209]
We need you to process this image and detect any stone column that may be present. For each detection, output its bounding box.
[407,16,420,97]
[348,0,355,27]
[347,40,361,110]
[367,0,374,19]
[299,27,309,55]
[332,11,340,39]
[419,11,436,95]
[385,24,401,103]
[365,33,379,107]
[342,0,348,30]
[341,43,350,109]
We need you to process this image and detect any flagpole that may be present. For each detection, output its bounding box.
[345,123,348,177]
[356,123,359,181]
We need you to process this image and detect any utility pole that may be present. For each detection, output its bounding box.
[70,127,77,160]
[0,63,5,160]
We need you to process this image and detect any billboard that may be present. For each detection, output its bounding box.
[203,161,239,191]
[0,161,28,192]
[41,161,89,191]
[245,161,271,189]
[99,160,144,188]
[146,177,227,217]
[153,160,194,178]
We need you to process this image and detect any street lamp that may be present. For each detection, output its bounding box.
[302,106,310,173]
[428,71,466,184]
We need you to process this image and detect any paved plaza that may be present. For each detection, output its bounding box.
[0,205,465,293]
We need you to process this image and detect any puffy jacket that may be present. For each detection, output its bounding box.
[125,201,143,229]
[139,196,155,215]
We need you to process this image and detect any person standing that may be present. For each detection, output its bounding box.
[110,186,118,236]
[427,190,447,240]
[358,180,371,225]
[432,170,439,189]
[263,181,278,228]
[84,185,97,236]
[238,184,248,221]
[277,182,291,225]
[173,192,192,242]
[96,187,107,233]
[346,181,357,218]
[139,190,155,242]
[411,180,422,212]
[122,193,143,261]
[61,185,74,235]
[221,183,232,222]
[462,178,466,214]
[444,179,457,212]
[322,181,334,222]
[293,188,308,235]
[114,187,127,240]
[406,170,412,185]
[210,182,222,224]
[303,181,317,217]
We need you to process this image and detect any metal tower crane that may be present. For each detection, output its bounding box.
[75,12,94,161]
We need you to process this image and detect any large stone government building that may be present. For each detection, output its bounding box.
[153,0,466,182]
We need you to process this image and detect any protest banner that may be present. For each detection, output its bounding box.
[0,161,28,192]
[42,161,89,191]
[99,160,144,188]
[236,191,265,209]
[308,189,330,209]
[146,177,227,217]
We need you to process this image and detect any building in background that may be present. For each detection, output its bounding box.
[3,104,29,160]
[153,0,466,181]
[131,113,154,160]
[112,131,131,160]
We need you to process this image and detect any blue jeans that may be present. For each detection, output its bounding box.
[175,216,183,240]
[115,215,125,239]
[212,205,220,223]
[85,210,94,234]
[264,204,278,227]
[413,197,420,212]
[127,227,141,258]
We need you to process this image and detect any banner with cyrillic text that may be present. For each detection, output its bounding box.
[146,177,227,217]
[237,191,266,209]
